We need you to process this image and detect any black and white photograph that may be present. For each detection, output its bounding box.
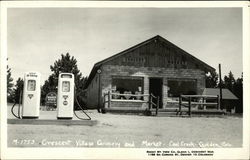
[1,1,249,159]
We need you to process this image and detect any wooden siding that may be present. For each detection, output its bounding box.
[106,39,205,70]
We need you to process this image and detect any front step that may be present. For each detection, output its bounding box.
[156,111,179,117]
[105,107,145,115]
[150,108,178,116]
[152,108,226,117]
[105,107,226,117]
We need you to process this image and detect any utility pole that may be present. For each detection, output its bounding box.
[219,64,223,110]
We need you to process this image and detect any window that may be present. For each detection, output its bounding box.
[112,77,143,93]
[168,79,197,97]
[62,81,70,92]
[112,76,144,100]
[27,80,36,91]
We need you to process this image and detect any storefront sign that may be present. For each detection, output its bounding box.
[45,92,57,106]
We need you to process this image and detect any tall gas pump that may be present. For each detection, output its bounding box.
[11,71,91,120]
[57,73,74,119]
[22,72,41,119]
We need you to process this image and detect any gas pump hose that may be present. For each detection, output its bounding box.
[11,90,22,119]
[74,87,91,120]
[11,87,91,120]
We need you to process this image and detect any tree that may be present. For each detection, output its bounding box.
[41,53,87,108]
[222,71,243,113]
[75,76,88,107]
[7,59,14,103]
[224,71,235,92]
[205,71,218,88]
[13,78,24,103]
[233,73,243,113]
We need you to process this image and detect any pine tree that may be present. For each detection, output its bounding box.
[7,59,14,103]
[224,71,235,92]
[233,73,243,113]
[223,71,243,113]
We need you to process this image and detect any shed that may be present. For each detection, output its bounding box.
[202,88,238,111]
[202,88,238,100]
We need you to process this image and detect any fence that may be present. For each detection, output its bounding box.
[103,91,159,115]
[178,95,220,116]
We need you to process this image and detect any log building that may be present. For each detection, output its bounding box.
[85,35,215,111]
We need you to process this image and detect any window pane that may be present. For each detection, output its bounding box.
[168,80,197,97]
[62,81,70,92]
[27,80,36,91]
[112,77,143,94]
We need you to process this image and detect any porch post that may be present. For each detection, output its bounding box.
[188,97,191,117]
[162,78,168,109]
[217,95,220,110]
[108,91,111,108]
[156,96,159,115]
[144,77,149,102]
[179,95,182,115]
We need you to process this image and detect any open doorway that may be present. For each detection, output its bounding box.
[149,78,163,108]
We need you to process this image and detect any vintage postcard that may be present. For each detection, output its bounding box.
[1,1,249,159]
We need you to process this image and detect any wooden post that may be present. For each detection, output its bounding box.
[188,97,191,117]
[202,97,205,110]
[150,94,152,110]
[179,95,182,115]
[148,94,151,110]
[108,91,111,108]
[217,95,220,110]
[156,96,159,116]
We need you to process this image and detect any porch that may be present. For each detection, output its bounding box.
[103,92,224,116]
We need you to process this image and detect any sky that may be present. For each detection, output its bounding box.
[7,8,242,83]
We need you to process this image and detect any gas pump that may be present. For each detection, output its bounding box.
[22,72,41,118]
[57,73,74,119]
[11,71,91,120]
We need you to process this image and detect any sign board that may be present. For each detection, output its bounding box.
[45,92,57,106]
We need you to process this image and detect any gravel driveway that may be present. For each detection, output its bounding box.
[7,104,242,148]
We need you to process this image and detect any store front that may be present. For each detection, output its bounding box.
[85,35,215,111]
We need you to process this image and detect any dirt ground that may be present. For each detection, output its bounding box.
[7,104,242,148]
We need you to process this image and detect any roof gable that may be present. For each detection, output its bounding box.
[86,35,215,88]
[95,35,214,71]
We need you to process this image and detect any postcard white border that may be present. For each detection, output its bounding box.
[1,1,249,159]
